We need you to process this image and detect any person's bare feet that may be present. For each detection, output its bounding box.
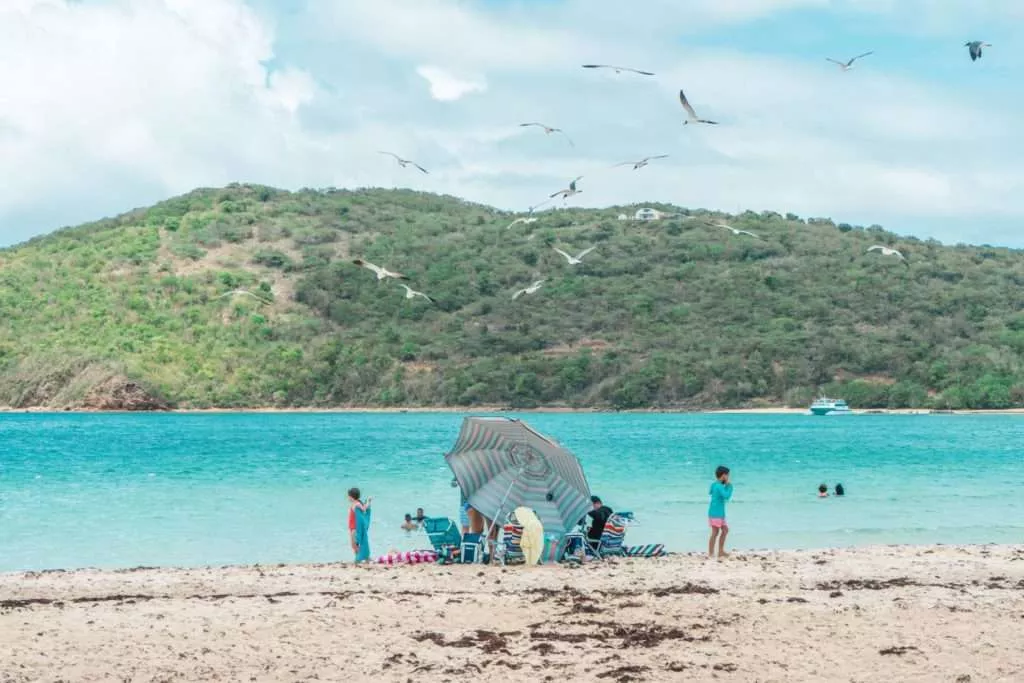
[717,552,730,561]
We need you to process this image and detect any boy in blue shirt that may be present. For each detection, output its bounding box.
[708,465,733,560]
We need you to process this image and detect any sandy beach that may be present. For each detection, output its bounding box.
[2,545,1021,682]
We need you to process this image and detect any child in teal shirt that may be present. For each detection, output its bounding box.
[708,465,733,560]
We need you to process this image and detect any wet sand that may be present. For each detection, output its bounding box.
[1,545,1022,682]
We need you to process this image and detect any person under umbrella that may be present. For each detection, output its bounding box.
[583,495,613,551]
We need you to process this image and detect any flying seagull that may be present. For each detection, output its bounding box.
[352,258,409,281]
[965,41,991,62]
[679,89,718,125]
[399,284,432,302]
[550,176,583,200]
[218,289,271,305]
[553,246,596,265]
[615,154,669,170]
[826,51,874,71]
[512,280,546,300]
[582,64,655,76]
[377,151,429,174]
[519,122,574,147]
[710,222,760,239]
[866,245,907,262]
[506,217,539,230]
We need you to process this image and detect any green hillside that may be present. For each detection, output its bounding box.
[1,184,1023,410]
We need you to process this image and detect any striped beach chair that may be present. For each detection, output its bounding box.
[588,513,633,560]
[501,524,525,565]
[623,544,666,558]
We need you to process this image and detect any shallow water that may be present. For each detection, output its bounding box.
[1,412,1022,571]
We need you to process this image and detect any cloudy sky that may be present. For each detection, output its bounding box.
[1,0,1022,247]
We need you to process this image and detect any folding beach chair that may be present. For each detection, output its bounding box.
[588,512,635,560]
[423,517,462,564]
[500,523,526,565]
[460,532,484,564]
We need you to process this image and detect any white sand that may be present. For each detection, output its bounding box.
[1,545,1022,682]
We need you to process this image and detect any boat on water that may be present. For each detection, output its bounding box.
[809,397,852,416]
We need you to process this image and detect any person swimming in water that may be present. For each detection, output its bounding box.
[834,483,845,496]
[818,484,829,498]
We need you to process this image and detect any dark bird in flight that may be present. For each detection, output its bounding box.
[550,176,583,200]
[582,64,655,76]
[378,151,429,174]
[679,89,718,125]
[519,122,574,147]
[964,41,990,62]
[826,51,874,71]
[614,155,669,170]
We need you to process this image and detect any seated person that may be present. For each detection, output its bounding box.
[400,513,418,531]
[584,495,613,548]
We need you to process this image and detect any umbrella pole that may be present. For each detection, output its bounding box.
[482,467,524,560]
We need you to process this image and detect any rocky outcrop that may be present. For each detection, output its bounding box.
[0,356,171,411]
[80,377,171,411]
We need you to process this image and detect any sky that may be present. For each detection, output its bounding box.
[1,0,1022,248]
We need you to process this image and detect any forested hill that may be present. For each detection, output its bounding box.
[1,184,1023,410]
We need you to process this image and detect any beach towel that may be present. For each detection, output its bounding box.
[376,550,438,565]
[354,505,372,563]
[514,506,544,565]
[623,544,666,558]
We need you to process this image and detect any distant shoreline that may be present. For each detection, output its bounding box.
[3,405,1024,415]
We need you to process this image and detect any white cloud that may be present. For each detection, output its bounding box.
[1,0,1023,247]
[415,66,487,102]
[0,0,323,243]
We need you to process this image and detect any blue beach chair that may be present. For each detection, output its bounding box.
[423,517,462,563]
[460,532,484,564]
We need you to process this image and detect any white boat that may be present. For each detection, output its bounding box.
[809,397,852,416]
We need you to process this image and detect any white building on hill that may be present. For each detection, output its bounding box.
[634,208,663,221]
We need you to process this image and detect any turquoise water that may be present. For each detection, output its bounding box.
[1,413,1022,571]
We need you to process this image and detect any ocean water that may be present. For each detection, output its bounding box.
[1,412,1022,572]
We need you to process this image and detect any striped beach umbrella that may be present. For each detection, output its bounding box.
[445,417,592,534]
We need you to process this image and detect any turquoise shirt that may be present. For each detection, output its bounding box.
[708,481,733,518]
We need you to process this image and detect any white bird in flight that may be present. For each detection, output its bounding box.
[866,245,907,262]
[512,280,545,300]
[710,222,760,239]
[399,284,432,302]
[826,51,874,71]
[377,151,429,174]
[615,155,669,170]
[550,176,583,200]
[352,259,409,280]
[582,64,655,76]
[679,89,718,125]
[519,122,574,147]
[218,289,271,305]
[553,246,596,265]
[506,217,539,230]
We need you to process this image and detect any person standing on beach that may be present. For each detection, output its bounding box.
[347,488,372,563]
[708,466,733,560]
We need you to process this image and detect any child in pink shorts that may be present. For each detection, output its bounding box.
[708,465,733,560]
